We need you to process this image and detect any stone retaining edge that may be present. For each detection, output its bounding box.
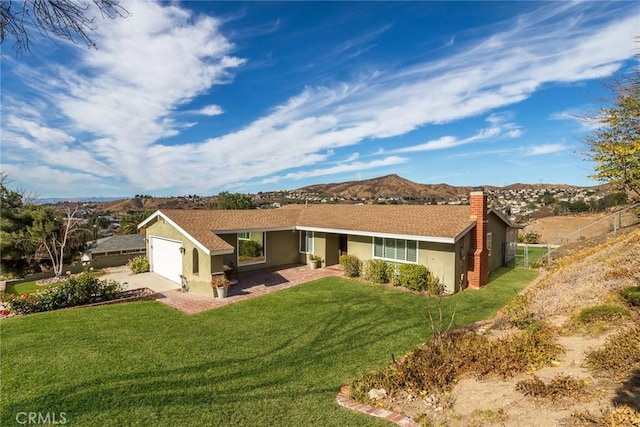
[336,385,420,427]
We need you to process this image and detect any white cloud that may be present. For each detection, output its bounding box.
[524,144,567,156]
[1,1,637,195]
[262,156,407,183]
[198,105,224,116]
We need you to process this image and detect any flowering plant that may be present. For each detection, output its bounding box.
[211,276,231,289]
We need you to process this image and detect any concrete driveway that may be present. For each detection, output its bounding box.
[100,266,180,293]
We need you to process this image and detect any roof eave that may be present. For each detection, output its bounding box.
[295,225,457,244]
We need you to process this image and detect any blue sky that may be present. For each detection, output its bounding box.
[1,1,638,198]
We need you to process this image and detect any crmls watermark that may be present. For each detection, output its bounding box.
[15,412,67,425]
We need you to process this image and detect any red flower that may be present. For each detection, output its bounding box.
[22,293,29,298]
[0,310,9,317]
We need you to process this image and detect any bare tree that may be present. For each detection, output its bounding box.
[25,206,84,278]
[0,0,128,55]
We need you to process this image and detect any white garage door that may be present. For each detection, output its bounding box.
[150,237,182,284]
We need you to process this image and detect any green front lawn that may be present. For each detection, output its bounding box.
[1,268,536,426]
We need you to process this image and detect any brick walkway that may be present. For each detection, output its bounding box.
[155,264,343,314]
[336,386,420,427]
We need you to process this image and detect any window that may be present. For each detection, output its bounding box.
[238,232,265,265]
[300,230,314,254]
[486,232,493,257]
[192,248,199,274]
[374,237,417,263]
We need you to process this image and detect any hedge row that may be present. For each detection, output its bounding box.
[339,255,443,295]
[2,273,123,315]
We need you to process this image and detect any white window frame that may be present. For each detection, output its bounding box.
[238,232,250,240]
[486,232,493,257]
[299,230,314,254]
[372,237,418,264]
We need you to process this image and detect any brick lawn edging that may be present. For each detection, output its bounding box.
[336,385,420,427]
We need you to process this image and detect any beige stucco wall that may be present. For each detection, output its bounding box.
[347,235,373,260]
[419,241,457,294]
[487,212,508,272]
[146,219,212,296]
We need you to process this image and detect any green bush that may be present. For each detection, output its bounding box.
[128,256,149,274]
[239,240,263,258]
[398,264,428,291]
[386,263,400,286]
[620,286,640,307]
[518,232,541,244]
[340,255,361,278]
[2,273,123,315]
[362,260,388,283]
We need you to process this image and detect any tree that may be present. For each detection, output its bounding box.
[0,0,128,55]
[119,211,152,234]
[0,173,35,275]
[216,192,257,210]
[24,206,84,278]
[584,70,640,199]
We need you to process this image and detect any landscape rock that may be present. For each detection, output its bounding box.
[368,388,387,400]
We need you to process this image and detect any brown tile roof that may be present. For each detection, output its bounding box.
[156,204,479,252]
[157,209,301,252]
[296,204,474,239]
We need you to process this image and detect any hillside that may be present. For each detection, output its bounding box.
[296,174,606,201]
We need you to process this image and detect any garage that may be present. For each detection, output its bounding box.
[150,237,183,284]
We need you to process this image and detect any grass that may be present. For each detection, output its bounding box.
[514,245,548,268]
[1,267,536,426]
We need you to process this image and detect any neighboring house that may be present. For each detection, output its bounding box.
[138,189,519,296]
[83,234,146,269]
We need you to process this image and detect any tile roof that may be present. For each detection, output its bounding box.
[296,204,475,239]
[152,204,481,252]
[87,234,146,253]
[155,209,301,252]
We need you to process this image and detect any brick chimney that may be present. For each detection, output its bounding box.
[467,188,489,289]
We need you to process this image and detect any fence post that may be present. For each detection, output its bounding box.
[547,243,551,266]
[524,244,529,269]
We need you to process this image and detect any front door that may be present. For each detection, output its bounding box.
[339,234,348,257]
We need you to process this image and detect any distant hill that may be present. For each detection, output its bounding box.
[35,196,124,205]
[295,174,608,200]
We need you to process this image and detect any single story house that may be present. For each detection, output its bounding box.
[138,189,519,296]
[82,234,146,268]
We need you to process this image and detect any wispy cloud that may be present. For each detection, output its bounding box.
[550,108,602,131]
[524,143,567,156]
[262,156,407,184]
[1,0,637,195]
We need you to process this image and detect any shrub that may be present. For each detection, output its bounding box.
[340,255,361,278]
[577,304,627,324]
[398,264,428,291]
[620,286,640,307]
[585,325,640,379]
[518,232,541,244]
[362,260,388,283]
[2,273,123,315]
[503,294,535,328]
[128,256,149,274]
[426,273,444,296]
[349,323,560,399]
[516,375,586,399]
[238,240,263,258]
[386,263,400,286]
